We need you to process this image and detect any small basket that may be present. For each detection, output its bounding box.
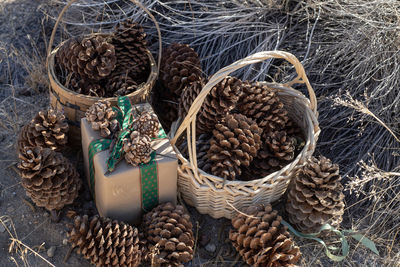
[170,51,320,219]
[46,0,162,144]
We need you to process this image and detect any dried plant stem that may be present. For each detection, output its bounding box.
[225,201,259,219]
[9,239,56,267]
[332,92,400,143]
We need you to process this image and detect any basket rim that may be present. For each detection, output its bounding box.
[170,82,320,187]
[47,33,158,102]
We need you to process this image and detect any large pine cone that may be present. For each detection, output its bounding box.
[197,77,243,134]
[57,35,117,81]
[238,82,288,133]
[160,43,202,95]
[132,111,160,138]
[142,202,194,266]
[85,101,118,138]
[17,109,69,152]
[178,79,204,119]
[123,131,152,166]
[208,113,262,181]
[17,146,81,211]
[80,35,117,80]
[229,204,301,267]
[286,156,345,233]
[107,70,138,97]
[113,19,149,82]
[67,215,141,267]
[68,73,106,97]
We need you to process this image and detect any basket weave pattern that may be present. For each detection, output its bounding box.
[170,51,320,219]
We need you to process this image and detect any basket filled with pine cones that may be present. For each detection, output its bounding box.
[46,0,161,144]
[170,51,320,219]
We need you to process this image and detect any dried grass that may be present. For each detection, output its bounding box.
[276,0,400,176]
[1,215,55,267]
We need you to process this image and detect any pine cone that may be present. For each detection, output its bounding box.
[107,71,138,97]
[113,19,149,82]
[17,109,69,152]
[132,111,160,138]
[80,35,117,80]
[142,202,194,266]
[17,146,81,211]
[229,204,301,267]
[57,35,117,81]
[67,215,141,266]
[85,101,118,138]
[239,82,288,134]
[178,79,204,119]
[197,77,243,134]
[160,43,202,95]
[68,73,106,97]
[286,156,345,233]
[123,131,152,166]
[264,130,295,161]
[208,113,262,181]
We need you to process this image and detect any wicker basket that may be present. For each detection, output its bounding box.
[46,0,161,145]
[170,51,320,219]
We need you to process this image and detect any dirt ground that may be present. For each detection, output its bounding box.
[0,1,389,267]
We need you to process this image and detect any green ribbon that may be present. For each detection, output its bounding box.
[88,96,167,212]
[107,97,136,172]
[140,151,159,212]
[281,220,379,261]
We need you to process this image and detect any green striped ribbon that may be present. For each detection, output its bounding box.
[107,96,135,172]
[281,220,379,261]
[88,96,167,212]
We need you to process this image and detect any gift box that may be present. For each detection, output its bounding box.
[81,101,177,225]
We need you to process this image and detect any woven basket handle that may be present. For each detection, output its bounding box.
[46,0,162,73]
[171,50,317,145]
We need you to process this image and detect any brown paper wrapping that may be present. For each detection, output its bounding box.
[81,104,177,225]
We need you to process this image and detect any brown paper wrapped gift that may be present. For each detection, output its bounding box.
[81,103,177,225]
